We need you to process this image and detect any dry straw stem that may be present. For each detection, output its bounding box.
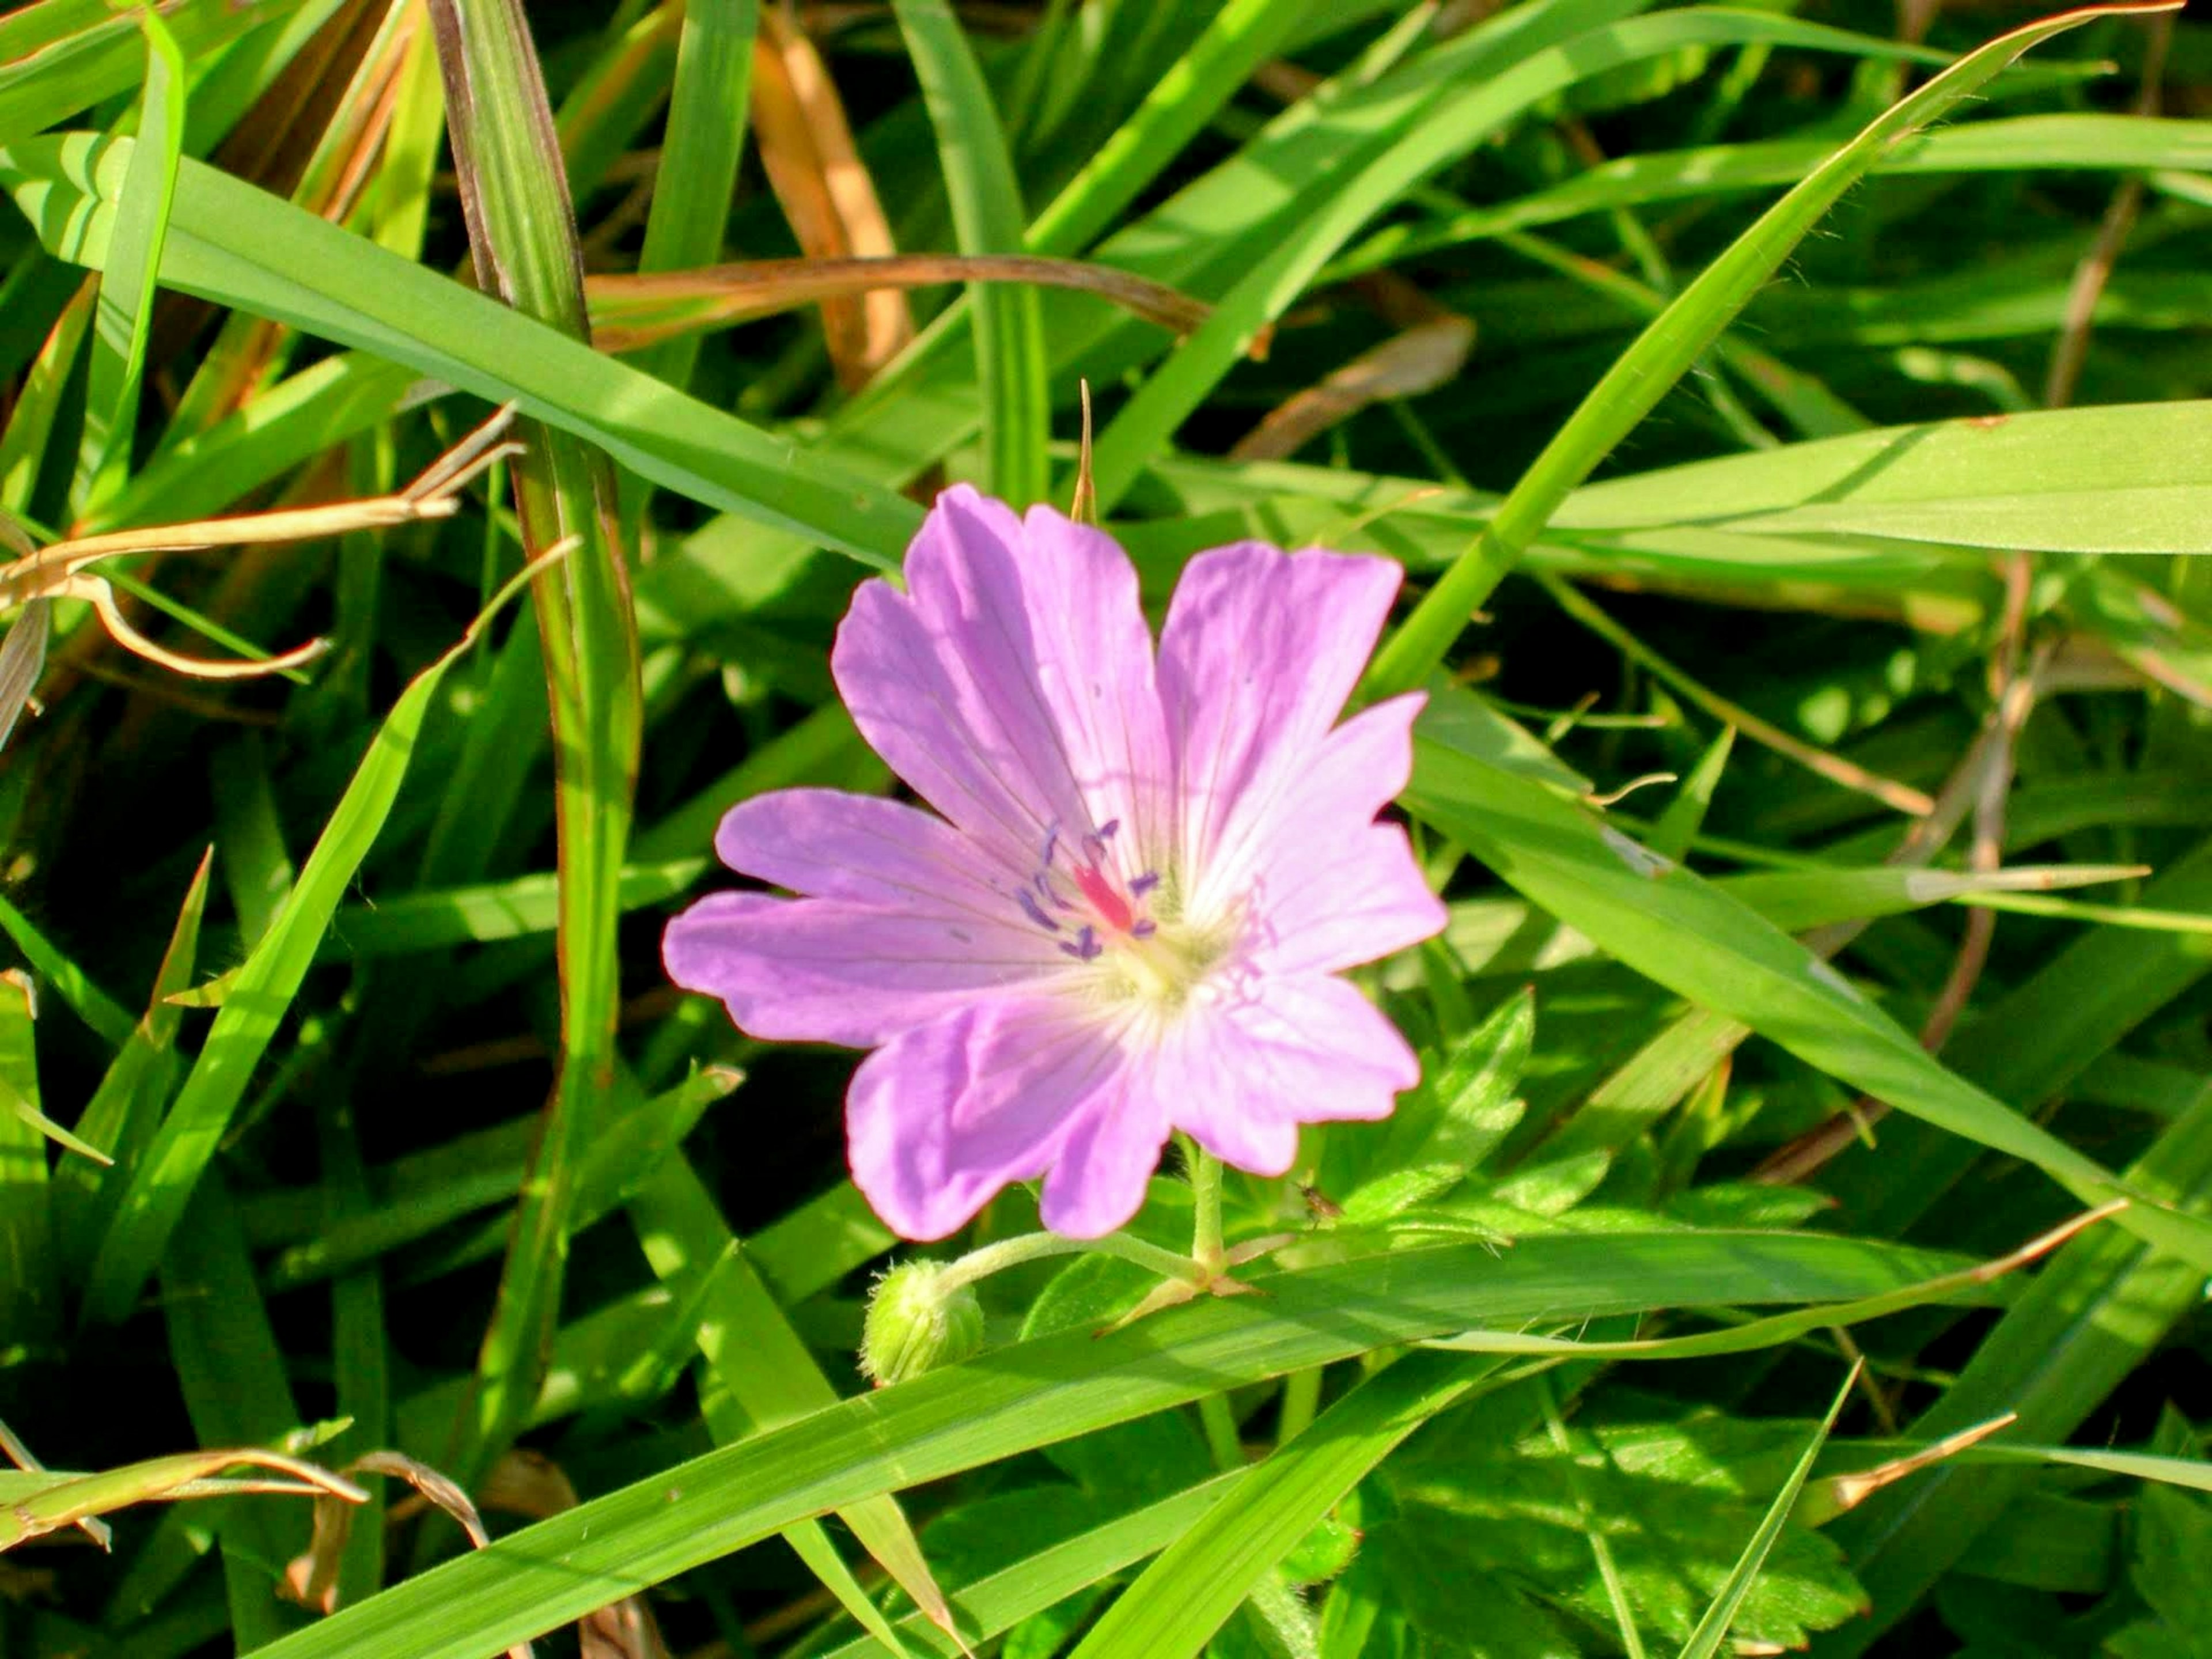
[0,406,519,683]
[751,3,911,385]
[0,1446,368,1553]
[1229,274,1474,462]
[286,1449,535,1659]
[587,253,1230,353]
[1535,569,1938,817]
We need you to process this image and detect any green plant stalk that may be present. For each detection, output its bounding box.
[624,0,756,540]
[426,0,643,1490]
[942,1228,1207,1292]
[1363,0,2183,700]
[892,0,1050,505]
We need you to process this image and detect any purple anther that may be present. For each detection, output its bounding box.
[1040,828,1060,869]
[1017,889,1060,933]
[1056,924,1103,962]
[1130,872,1161,897]
[1131,920,1157,939]
[1097,819,1120,839]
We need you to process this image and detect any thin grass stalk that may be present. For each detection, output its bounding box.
[425,0,643,1494]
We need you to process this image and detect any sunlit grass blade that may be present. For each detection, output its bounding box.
[0,968,56,1343]
[0,133,923,563]
[1069,1350,1506,1659]
[1424,1204,2116,1362]
[1086,3,1950,515]
[1366,1,2183,699]
[622,0,754,532]
[629,1153,960,1646]
[1400,728,2212,1270]
[1675,1364,1858,1659]
[254,1229,1976,1659]
[70,8,182,518]
[1826,1084,2212,1652]
[77,536,549,1327]
[892,0,1047,505]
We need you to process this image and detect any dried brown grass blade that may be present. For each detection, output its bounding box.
[1230,278,1475,461]
[751,5,912,385]
[285,1449,531,1657]
[1,409,518,681]
[480,1449,666,1659]
[586,254,1218,353]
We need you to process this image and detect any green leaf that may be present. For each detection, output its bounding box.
[1382,1410,1866,1652]
[1342,989,1532,1221]
[1676,1370,1857,1659]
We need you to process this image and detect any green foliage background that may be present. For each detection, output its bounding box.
[0,1,2209,1656]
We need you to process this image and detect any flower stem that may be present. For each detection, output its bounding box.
[939,1227,1204,1293]
[1185,1135,1226,1278]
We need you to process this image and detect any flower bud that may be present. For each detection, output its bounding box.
[859,1262,985,1386]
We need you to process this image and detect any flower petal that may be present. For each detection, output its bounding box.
[1160,975,1420,1176]
[1155,543,1402,915]
[846,996,1148,1240]
[715,787,1019,923]
[832,486,1167,876]
[1039,1082,1171,1238]
[663,891,1060,1047]
[1243,695,1448,975]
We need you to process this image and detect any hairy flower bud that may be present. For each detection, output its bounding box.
[859,1262,984,1386]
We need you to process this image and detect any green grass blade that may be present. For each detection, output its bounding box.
[0,0,283,153]
[624,0,756,523]
[1069,1351,1502,1659]
[1676,1366,1857,1659]
[1555,397,2212,556]
[163,1169,309,1650]
[0,133,923,565]
[1328,113,2212,279]
[50,851,207,1281]
[0,968,56,1343]
[253,1229,1973,1659]
[892,0,1048,505]
[1399,726,2212,1270]
[70,7,183,517]
[1025,0,1317,257]
[821,1475,1246,1659]
[1825,1084,2212,1652]
[0,271,91,515]
[1425,1209,2100,1362]
[1365,1,2181,699]
[1086,5,1946,515]
[77,553,543,1327]
[629,1153,959,1643]
[423,0,646,1491]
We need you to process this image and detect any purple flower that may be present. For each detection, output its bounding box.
[663,486,1448,1240]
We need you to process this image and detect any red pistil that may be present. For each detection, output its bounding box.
[1071,862,1135,933]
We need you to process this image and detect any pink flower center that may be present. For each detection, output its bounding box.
[1012,820,1162,963]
